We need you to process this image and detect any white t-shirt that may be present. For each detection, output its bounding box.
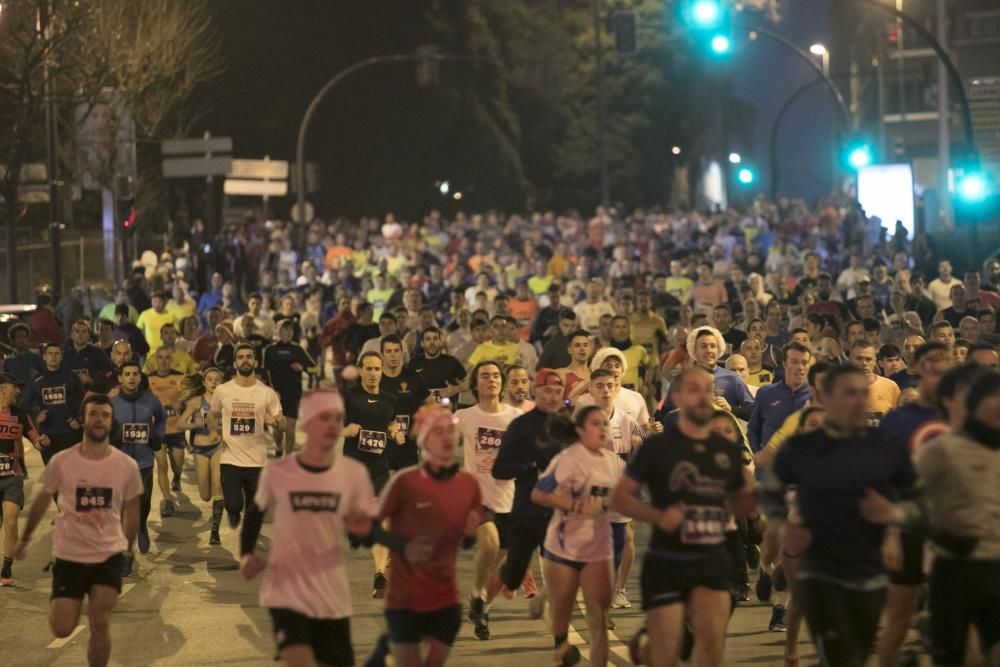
[574,301,616,335]
[536,443,625,563]
[575,387,650,425]
[41,445,143,564]
[456,404,522,513]
[255,454,376,619]
[211,380,283,468]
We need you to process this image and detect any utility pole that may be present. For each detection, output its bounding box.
[592,0,610,207]
[936,0,953,228]
[40,3,62,299]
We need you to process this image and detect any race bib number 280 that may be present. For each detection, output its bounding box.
[75,486,113,512]
[0,455,15,476]
[230,417,256,435]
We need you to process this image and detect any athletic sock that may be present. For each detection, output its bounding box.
[2,556,12,577]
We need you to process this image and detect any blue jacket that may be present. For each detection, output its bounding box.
[661,366,757,422]
[747,380,810,452]
[110,391,165,470]
[20,368,84,435]
[2,351,44,385]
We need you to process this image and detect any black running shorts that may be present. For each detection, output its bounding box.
[51,553,126,600]
[269,608,354,666]
[640,550,732,610]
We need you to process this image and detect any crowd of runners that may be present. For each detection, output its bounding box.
[1,200,999,667]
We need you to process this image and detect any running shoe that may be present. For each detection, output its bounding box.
[209,528,221,546]
[371,571,387,599]
[137,527,150,554]
[628,627,647,665]
[769,604,787,632]
[528,589,547,620]
[612,588,632,609]
[521,569,539,598]
[0,576,14,587]
[554,642,581,667]
[160,499,176,518]
[468,596,490,640]
[736,583,752,601]
[122,555,134,578]
[756,568,773,602]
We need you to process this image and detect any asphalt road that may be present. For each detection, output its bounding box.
[2,439,929,666]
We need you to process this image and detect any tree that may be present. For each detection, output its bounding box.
[0,0,223,301]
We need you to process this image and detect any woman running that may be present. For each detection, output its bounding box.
[376,403,481,667]
[531,406,625,667]
[179,367,225,545]
[709,410,756,605]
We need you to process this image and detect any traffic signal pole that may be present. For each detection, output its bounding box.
[592,0,610,207]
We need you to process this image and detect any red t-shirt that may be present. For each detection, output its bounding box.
[378,466,481,612]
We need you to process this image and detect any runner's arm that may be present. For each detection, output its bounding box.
[609,474,662,524]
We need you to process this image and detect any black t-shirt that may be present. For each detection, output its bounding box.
[342,386,397,468]
[407,354,466,395]
[625,421,744,557]
[380,369,430,440]
[722,328,747,352]
[262,341,315,393]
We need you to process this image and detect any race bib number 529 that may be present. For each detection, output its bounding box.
[230,417,256,435]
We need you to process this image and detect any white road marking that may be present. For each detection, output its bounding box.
[568,588,631,663]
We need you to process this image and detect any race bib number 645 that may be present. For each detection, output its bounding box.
[75,486,113,512]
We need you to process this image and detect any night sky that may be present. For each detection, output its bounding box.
[196,1,836,218]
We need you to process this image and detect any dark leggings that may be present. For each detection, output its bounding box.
[501,515,548,591]
[929,557,1000,666]
[138,466,154,534]
[724,526,748,589]
[797,578,885,667]
[220,464,261,519]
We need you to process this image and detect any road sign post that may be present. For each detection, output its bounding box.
[161,132,233,238]
[224,156,289,220]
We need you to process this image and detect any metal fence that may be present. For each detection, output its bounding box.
[0,235,114,303]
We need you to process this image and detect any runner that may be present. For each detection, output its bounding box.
[575,347,653,426]
[341,351,404,598]
[872,341,952,667]
[531,406,625,667]
[14,393,142,667]
[492,370,567,605]
[210,343,284,533]
[610,365,754,667]
[457,361,523,640]
[110,361,164,560]
[0,373,41,586]
[142,322,197,376]
[62,319,112,390]
[503,365,535,412]
[379,335,431,471]
[760,364,918,667]
[178,367,225,545]
[407,326,466,405]
[21,343,83,465]
[239,388,377,667]
[582,369,646,613]
[560,330,593,403]
[860,370,1000,667]
[147,347,186,513]
[849,339,901,427]
[375,402,481,667]
[262,319,318,457]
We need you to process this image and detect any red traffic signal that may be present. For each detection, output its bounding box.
[122,209,137,230]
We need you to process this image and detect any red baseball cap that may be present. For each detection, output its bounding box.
[534,369,564,388]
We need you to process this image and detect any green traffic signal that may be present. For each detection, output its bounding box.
[737,167,755,185]
[845,143,873,170]
[691,0,724,28]
[956,170,989,204]
[710,34,731,54]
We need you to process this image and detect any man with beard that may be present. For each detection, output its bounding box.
[503,365,534,412]
[89,340,148,396]
[210,344,284,536]
[610,366,754,667]
[379,335,431,471]
[15,394,142,667]
[806,273,849,331]
[407,326,465,405]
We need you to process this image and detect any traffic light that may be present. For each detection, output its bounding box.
[678,0,732,57]
[737,167,755,185]
[122,208,136,233]
[843,140,873,170]
[955,169,989,204]
[612,10,639,56]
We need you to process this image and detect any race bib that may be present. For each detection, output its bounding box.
[590,485,611,499]
[475,427,504,473]
[230,417,256,435]
[394,415,410,436]
[0,455,15,477]
[358,429,386,454]
[42,386,67,405]
[680,505,727,545]
[75,486,113,512]
[122,422,149,445]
